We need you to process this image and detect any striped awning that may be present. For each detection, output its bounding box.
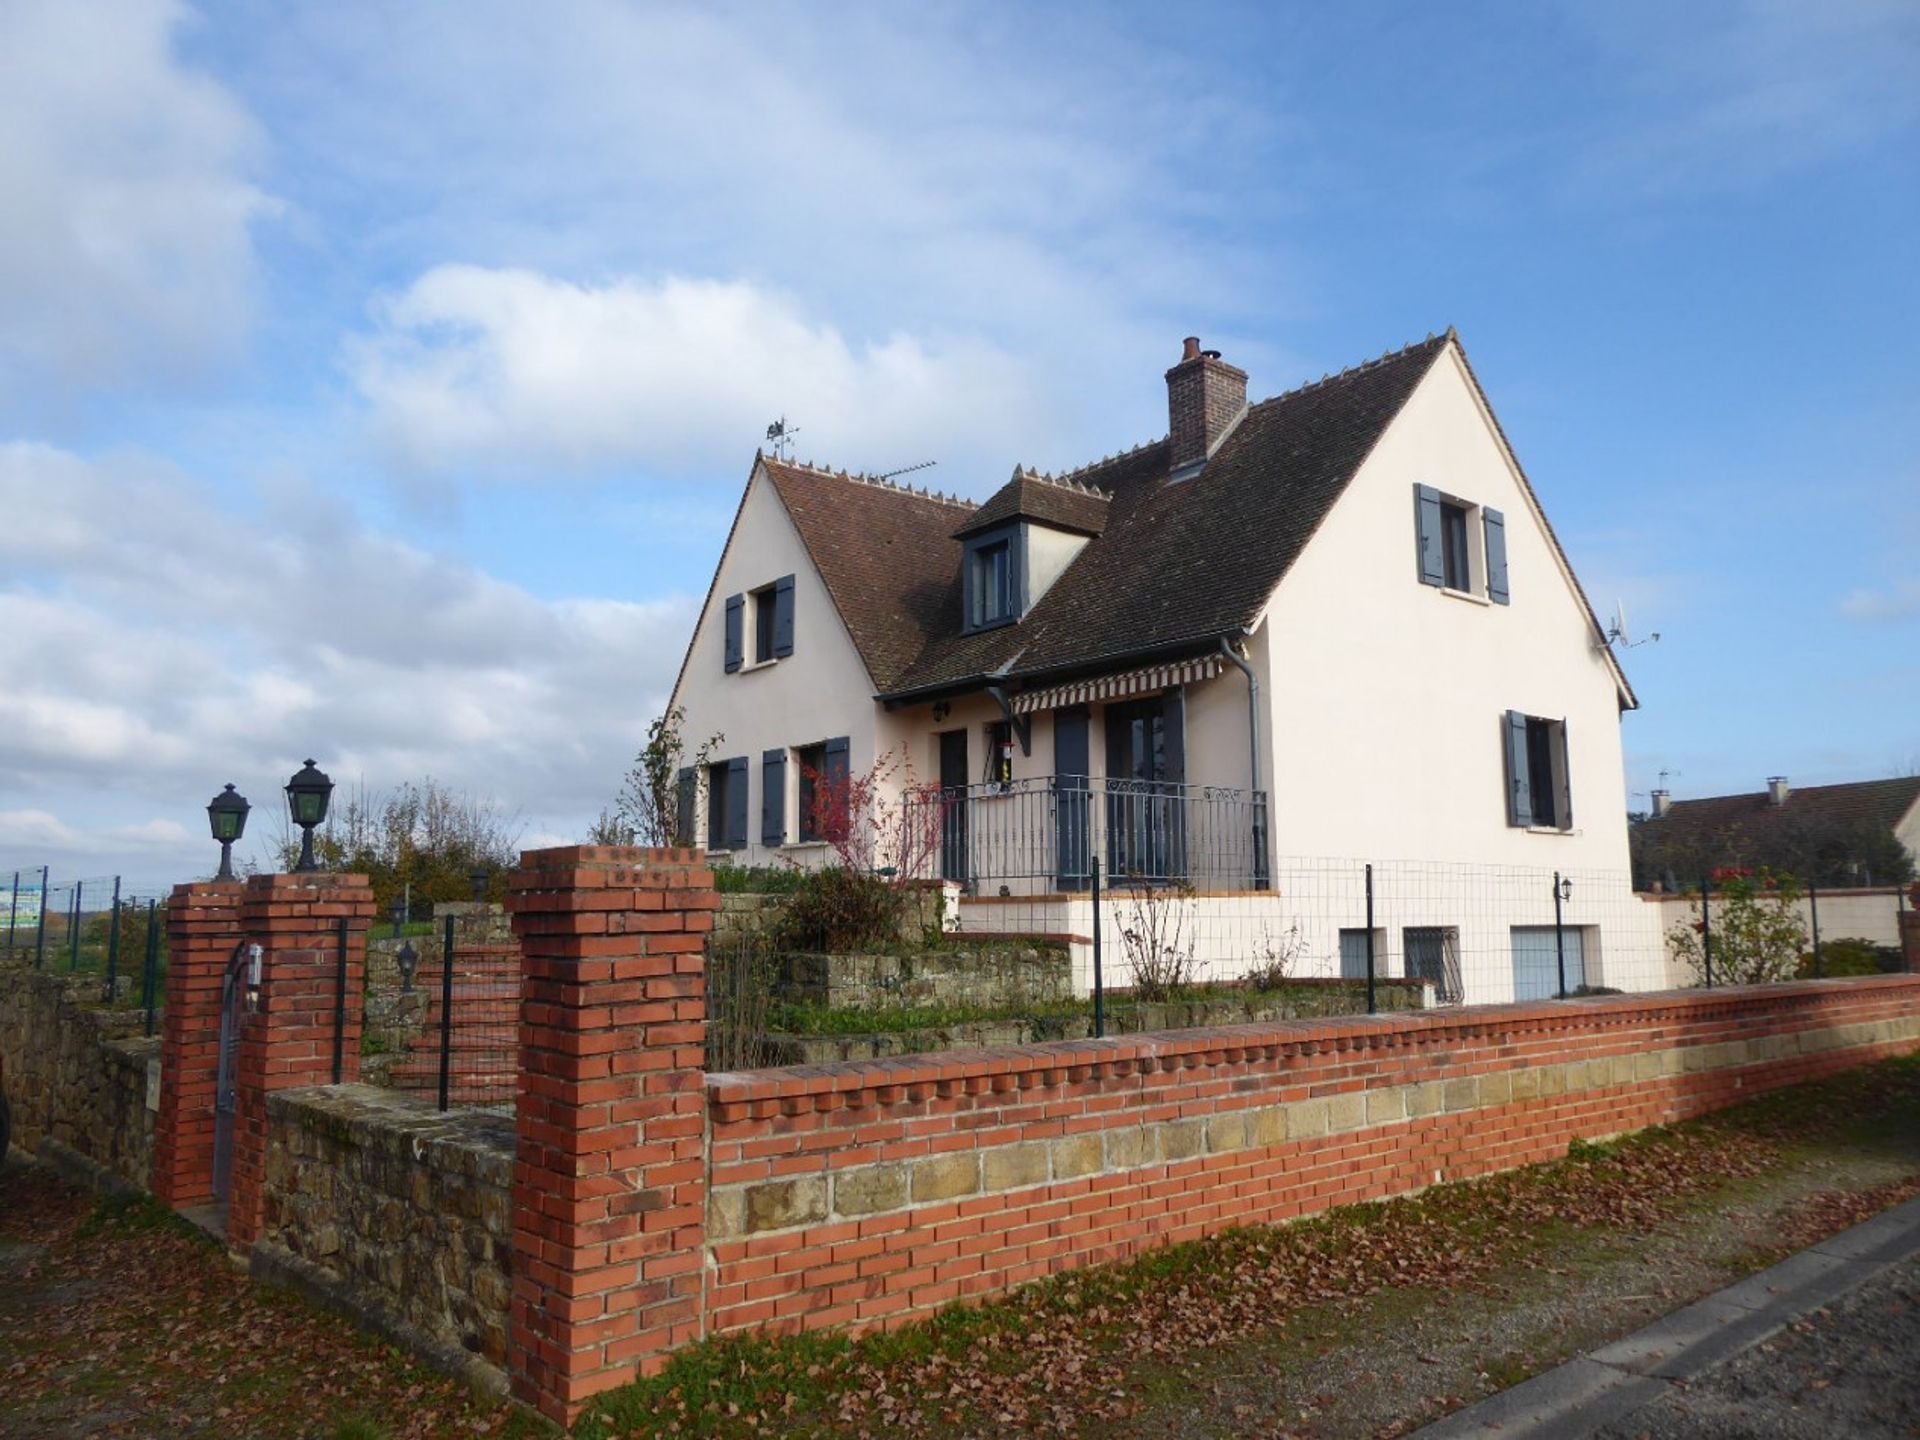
[1010,655,1224,715]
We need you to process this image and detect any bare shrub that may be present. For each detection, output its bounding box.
[1115,879,1202,1000]
[1244,919,1308,991]
[705,927,778,1072]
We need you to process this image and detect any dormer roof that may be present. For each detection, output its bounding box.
[952,470,1110,540]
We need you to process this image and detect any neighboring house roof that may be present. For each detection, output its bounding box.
[1634,778,1920,884]
[744,329,1633,706]
[953,471,1111,539]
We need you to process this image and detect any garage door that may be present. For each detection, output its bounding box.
[1511,926,1586,1001]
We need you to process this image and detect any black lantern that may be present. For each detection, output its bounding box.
[1556,875,1573,904]
[286,759,334,873]
[468,867,491,902]
[207,783,250,881]
[395,938,420,993]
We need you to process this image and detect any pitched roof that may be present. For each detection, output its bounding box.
[750,330,1628,705]
[954,471,1110,539]
[1638,778,1920,866]
[759,459,973,692]
[885,333,1453,696]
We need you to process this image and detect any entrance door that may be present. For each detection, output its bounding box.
[1105,696,1184,881]
[938,729,969,885]
[1511,926,1586,1000]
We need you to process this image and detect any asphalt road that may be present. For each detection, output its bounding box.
[1593,1249,1920,1439]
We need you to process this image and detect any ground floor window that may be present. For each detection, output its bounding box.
[1403,925,1462,1004]
[795,742,826,842]
[1510,925,1588,1000]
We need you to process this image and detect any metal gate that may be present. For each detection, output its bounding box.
[211,940,255,1205]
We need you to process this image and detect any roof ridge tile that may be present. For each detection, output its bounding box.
[770,454,974,511]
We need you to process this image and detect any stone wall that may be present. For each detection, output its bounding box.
[702,976,1920,1337]
[0,964,158,1191]
[254,1085,513,1391]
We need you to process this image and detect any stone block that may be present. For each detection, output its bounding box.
[1326,1092,1366,1133]
[1105,1126,1158,1171]
[1288,1098,1330,1139]
[743,1176,828,1234]
[834,1164,909,1216]
[982,1143,1051,1193]
[1159,1119,1206,1161]
[1206,1111,1249,1155]
[1051,1135,1104,1180]
[1479,1072,1512,1107]
[1365,1088,1406,1125]
[1442,1077,1479,1112]
[911,1153,981,1203]
[1248,1105,1288,1148]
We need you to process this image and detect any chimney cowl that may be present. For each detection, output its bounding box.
[1165,336,1248,477]
[1651,789,1671,818]
[1767,776,1790,807]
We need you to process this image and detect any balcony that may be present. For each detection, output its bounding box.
[904,776,1270,894]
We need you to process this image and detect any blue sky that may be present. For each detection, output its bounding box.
[2,0,1916,885]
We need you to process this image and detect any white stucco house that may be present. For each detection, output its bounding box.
[669,331,1666,1003]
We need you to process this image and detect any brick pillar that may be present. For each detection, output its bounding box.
[504,846,714,1424]
[226,873,376,1249]
[1902,909,1920,974]
[151,881,243,1208]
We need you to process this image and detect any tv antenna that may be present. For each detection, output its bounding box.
[765,416,800,460]
[876,459,937,483]
[1605,598,1659,650]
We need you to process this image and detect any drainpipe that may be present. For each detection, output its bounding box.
[1218,634,1260,794]
[1219,634,1270,889]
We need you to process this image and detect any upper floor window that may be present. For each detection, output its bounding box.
[723,574,795,672]
[1415,484,1509,604]
[1503,710,1571,831]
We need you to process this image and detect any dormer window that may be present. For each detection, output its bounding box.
[971,539,1014,628]
[961,524,1024,633]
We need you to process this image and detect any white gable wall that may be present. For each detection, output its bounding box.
[1259,345,1631,870]
[669,464,886,862]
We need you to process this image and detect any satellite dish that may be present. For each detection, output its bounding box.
[1605,597,1660,650]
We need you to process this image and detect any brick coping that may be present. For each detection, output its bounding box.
[704,976,1920,1109]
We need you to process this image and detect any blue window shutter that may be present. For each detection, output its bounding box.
[674,766,696,846]
[761,749,787,846]
[1483,507,1510,604]
[725,756,749,848]
[723,594,744,672]
[1414,485,1445,587]
[822,736,851,837]
[1504,711,1533,827]
[1553,719,1572,831]
[773,574,795,657]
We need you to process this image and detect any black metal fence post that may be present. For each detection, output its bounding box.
[6,871,17,959]
[34,867,49,968]
[105,876,122,1000]
[1808,884,1822,978]
[1364,862,1377,1015]
[1552,870,1567,999]
[141,900,160,1037]
[1090,856,1105,1040]
[1700,876,1713,988]
[68,880,83,970]
[439,913,456,1109]
[331,914,348,1085]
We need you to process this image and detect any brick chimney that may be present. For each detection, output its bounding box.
[1166,336,1247,477]
[1651,789,1671,818]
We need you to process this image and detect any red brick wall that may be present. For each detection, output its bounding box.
[227,874,375,1248]
[152,881,242,1209]
[505,845,715,1425]
[704,977,1920,1340]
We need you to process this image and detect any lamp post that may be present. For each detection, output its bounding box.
[285,760,334,874]
[1553,872,1573,998]
[207,784,250,881]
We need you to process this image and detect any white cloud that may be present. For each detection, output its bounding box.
[0,0,274,403]
[1840,580,1920,624]
[0,443,695,883]
[350,266,1050,482]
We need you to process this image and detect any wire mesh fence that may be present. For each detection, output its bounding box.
[361,904,516,1110]
[3,867,174,1032]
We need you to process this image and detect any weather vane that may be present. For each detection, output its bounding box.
[765,416,799,460]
